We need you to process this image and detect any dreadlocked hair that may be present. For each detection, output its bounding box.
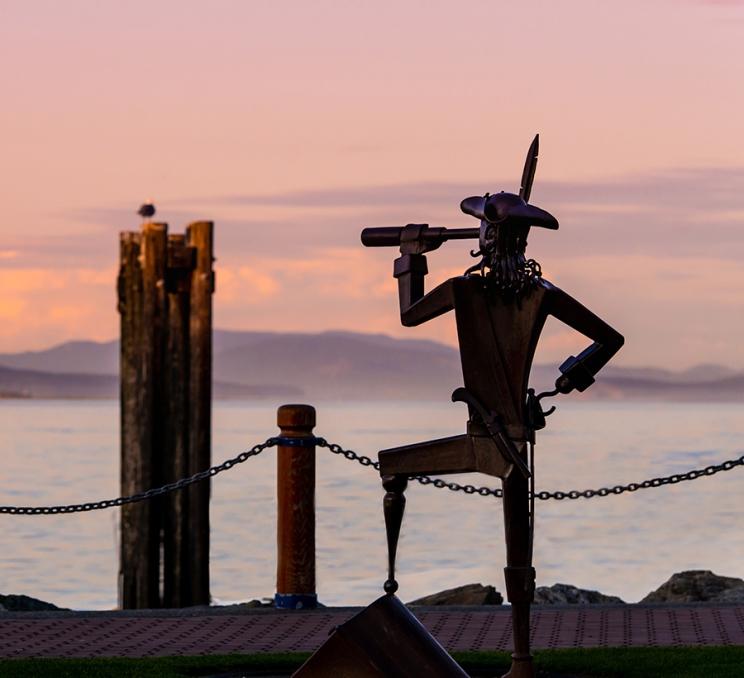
[464,223,543,299]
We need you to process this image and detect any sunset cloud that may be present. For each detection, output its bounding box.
[238,266,280,298]
[0,267,115,350]
[1,167,742,367]
[0,298,25,321]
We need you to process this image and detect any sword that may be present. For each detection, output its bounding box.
[451,387,531,479]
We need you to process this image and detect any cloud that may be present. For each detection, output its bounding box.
[0,269,67,293]
[0,267,116,351]
[542,254,744,367]
[237,268,279,297]
[210,244,744,370]
[170,166,744,262]
[33,165,742,270]
[2,165,742,366]
[193,182,469,209]
[0,298,25,321]
[182,165,744,212]
[217,266,280,303]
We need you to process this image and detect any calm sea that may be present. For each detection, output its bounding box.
[1,399,742,610]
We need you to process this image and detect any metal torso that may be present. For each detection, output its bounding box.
[453,276,548,429]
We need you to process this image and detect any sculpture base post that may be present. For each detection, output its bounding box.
[293,594,468,677]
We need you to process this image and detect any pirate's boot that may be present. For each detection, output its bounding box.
[502,565,536,678]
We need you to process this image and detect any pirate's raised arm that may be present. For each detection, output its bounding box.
[544,283,624,393]
[393,224,455,327]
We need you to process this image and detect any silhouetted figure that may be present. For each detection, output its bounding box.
[363,135,624,678]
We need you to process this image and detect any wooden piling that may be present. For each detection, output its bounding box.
[276,404,317,609]
[162,234,194,608]
[118,223,167,609]
[118,231,145,608]
[186,221,214,606]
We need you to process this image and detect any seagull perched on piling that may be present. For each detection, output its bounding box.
[137,200,156,222]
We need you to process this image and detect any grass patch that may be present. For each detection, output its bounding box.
[1,646,743,677]
[458,647,744,677]
[0,653,307,678]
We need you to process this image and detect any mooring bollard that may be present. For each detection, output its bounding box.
[275,404,317,609]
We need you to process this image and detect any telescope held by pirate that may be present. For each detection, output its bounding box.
[361,225,479,249]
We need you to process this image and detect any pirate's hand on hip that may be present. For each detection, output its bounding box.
[556,355,595,393]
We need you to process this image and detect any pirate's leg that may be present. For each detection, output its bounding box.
[378,434,472,596]
[501,441,536,678]
[382,474,408,594]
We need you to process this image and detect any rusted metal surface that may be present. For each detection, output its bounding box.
[276,405,317,609]
[0,603,742,659]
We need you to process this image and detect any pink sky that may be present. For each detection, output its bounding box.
[1,0,743,368]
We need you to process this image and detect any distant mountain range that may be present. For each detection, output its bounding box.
[0,330,742,401]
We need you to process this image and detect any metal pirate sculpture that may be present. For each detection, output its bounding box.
[294,136,623,678]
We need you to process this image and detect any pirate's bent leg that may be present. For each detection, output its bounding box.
[378,435,469,595]
[378,433,507,596]
[382,474,407,594]
[501,440,536,678]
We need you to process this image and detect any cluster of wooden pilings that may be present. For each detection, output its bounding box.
[117,222,320,611]
[117,220,214,609]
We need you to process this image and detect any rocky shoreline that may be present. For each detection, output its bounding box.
[406,571,744,607]
[0,594,68,612]
[3,570,744,612]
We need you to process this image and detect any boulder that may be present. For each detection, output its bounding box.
[534,584,625,605]
[407,583,503,606]
[641,570,744,603]
[238,598,275,608]
[0,594,64,612]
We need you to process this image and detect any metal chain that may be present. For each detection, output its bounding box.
[316,438,381,470]
[316,438,744,501]
[3,437,743,515]
[533,453,744,501]
[0,438,278,516]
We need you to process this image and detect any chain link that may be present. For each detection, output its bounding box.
[0,438,278,516]
[316,438,744,501]
[315,438,381,470]
[2,437,743,515]
[532,453,744,501]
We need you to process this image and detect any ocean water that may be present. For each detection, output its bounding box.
[0,399,742,610]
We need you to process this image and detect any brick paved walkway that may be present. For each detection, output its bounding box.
[1,603,743,658]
